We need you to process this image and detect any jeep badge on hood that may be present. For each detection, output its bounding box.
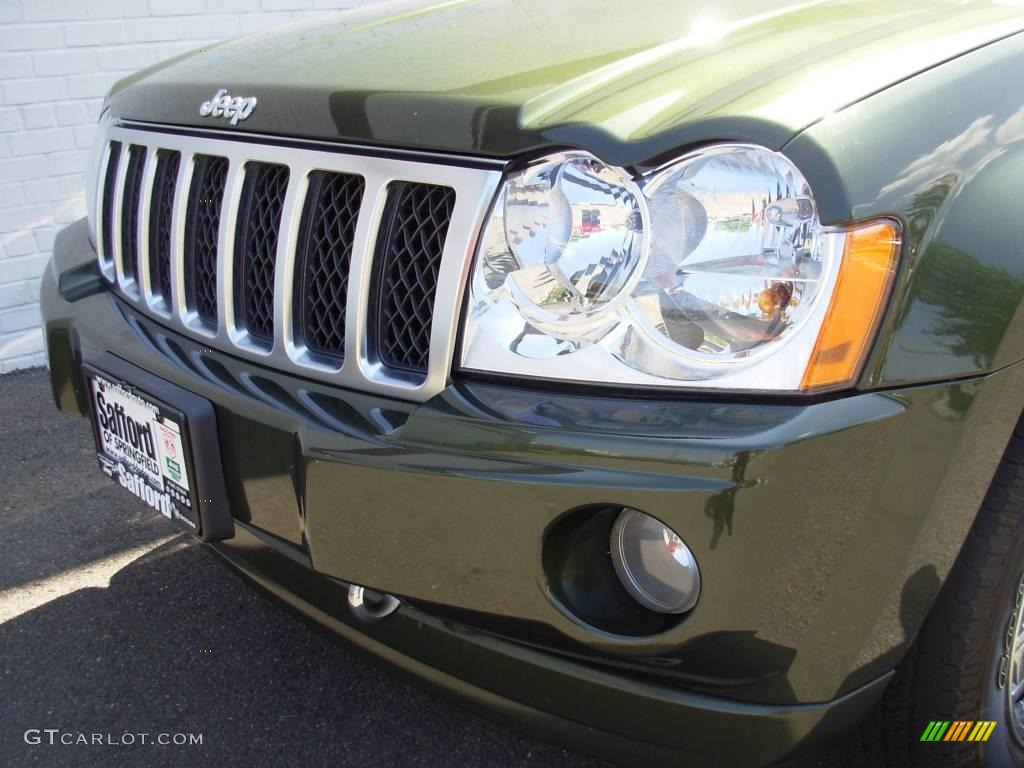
[198,88,257,125]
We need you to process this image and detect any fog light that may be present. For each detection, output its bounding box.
[610,508,700,614]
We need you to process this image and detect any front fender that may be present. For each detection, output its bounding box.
[785,29,1024,389]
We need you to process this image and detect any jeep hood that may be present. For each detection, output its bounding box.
[106,0,1024,166]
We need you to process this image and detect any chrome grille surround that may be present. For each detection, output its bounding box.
[93,122,503,403]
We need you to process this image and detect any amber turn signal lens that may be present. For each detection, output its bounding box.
[801,221,901,391]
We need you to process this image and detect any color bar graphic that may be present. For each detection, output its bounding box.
[920,721,997,742]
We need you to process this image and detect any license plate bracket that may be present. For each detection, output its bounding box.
[83,354,233,541]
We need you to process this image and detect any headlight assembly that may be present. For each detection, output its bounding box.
[460,144,900,393]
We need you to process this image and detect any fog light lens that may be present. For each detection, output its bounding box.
[610,508,700,614]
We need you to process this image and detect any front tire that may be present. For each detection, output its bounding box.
[877,415,1024,767]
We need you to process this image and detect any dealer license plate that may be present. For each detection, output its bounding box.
[87,370,199,532]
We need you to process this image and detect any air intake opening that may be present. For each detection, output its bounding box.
[370,182,455,379]
[184,154,228,329]
[148,149,180,308]
[293,171,365,363]
[120,144,146,287]
[233,161,289,346]
[99,140,122,272]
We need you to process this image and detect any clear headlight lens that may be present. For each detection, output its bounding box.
[638,147,821,360]
[500,155,647,331]
[461,145,900,392]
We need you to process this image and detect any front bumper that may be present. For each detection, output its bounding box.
[41,219,1024,767]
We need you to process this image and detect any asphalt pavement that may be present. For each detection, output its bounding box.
[0,367,857,768]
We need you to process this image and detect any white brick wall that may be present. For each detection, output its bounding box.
[0,0,374,373]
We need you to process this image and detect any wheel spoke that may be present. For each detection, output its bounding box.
[1012,678,1024,704]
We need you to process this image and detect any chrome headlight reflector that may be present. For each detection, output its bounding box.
[461,145,900,392]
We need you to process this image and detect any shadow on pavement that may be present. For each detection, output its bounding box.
[0,534,607,767]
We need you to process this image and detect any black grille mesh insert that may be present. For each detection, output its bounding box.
[294,171,365,361]
[233,162,289,343]
[184,154,228,327]
[120,145,147,284]
[373,182,455,375]
[148,149,180,304]
[100,141,122,266]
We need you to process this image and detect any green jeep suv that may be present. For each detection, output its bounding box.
[39,2,1024,765]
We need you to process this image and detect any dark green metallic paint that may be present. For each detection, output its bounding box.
[107,0,1024,166]
[788,31,1024,388]
[209,522,890,768]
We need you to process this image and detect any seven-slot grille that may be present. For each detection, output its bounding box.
[93,125,501,401]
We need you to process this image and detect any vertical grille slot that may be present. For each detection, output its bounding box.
[293,171,365,362]
[233,162,289,344]
[184,154,228,328]
[120,145,146,285]
[372,182,455,376]
[99,141,122,269]
[148,149,180,305]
